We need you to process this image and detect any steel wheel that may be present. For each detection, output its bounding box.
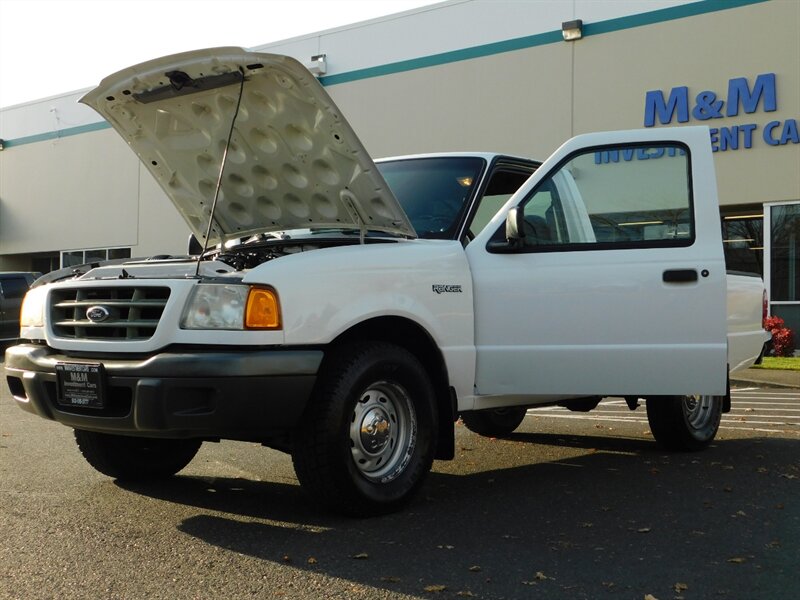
[682,394,717,431]
[646,394,723,451]
[349,381,417,483]
[291,342,437,516]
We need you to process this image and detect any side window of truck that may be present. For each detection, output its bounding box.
[468,168,535,238]
[501,144,694,250]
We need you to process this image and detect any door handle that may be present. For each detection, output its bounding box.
[663,269,698,283]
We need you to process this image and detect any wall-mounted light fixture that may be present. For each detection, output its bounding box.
[306,54,327,76]
[562,19,583,41]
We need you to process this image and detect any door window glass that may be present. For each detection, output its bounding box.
[468,169,535,237]
[497,144,694,250]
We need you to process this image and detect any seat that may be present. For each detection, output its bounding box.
[523,215,552,244]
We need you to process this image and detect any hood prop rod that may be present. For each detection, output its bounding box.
[195,68,246,278]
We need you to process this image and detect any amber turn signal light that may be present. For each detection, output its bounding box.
[245,287,281,329]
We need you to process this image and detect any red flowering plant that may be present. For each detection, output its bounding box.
[764,316,796,357]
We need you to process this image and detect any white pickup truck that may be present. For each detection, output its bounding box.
[4,48,769,515]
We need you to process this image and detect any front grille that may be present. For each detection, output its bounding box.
[50,286,171,340]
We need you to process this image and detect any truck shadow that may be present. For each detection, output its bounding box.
[116,432,800,599]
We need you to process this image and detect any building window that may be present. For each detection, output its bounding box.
[60,247,131,268]
[766,202,800,334]
[721,205,764,276]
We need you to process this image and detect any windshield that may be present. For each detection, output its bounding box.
[377,157,485,239]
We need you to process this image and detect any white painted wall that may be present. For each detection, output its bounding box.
[1,0,797,269]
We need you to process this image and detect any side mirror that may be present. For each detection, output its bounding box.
[487,208,525,253]
[505,207,525,243]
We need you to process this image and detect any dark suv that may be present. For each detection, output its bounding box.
[0,272,39,341]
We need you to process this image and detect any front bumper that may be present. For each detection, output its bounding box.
[4,343,323,440]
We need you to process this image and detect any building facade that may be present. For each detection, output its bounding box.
[0,0,798,328]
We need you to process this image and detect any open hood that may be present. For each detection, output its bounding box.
[80,47,416,245]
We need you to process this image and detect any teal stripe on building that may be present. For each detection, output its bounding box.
[1,0,771,149]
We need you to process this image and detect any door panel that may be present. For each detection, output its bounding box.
[466,127,727,401]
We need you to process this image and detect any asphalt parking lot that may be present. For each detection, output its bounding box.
[1,378,798,600]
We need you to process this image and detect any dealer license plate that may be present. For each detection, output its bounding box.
[55,363,106,409]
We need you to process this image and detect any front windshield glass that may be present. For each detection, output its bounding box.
[377,157,485,239]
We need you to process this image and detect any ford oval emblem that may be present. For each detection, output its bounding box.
[86,305,111,323]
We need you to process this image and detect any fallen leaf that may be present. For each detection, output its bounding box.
[456,592,475,597]
[779,473,797,480]
[674,582,688,592]
[637,527,652,533]
[581,522,593,528]
[644,594,659,600]
[351,553,369,560]
[307,557,318,565]
[757,467,768,473]
[727,557,747,564]
[424,584,447,593]
[534,571,548,580]
[437,545,455,550]
[468,566,481,572]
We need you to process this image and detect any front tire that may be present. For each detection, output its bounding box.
[646,395,723,451]
[461,407,527,438]
[291,342,437,516]
[74,430,201,480]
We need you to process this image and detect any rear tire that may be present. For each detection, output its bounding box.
[291,342,437,516]
[74,430,201,480]
[646,395,722,451]
[461,407,527,438]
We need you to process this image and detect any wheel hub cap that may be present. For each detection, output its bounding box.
[683,394,714,429]
[360,408,391,453]
[349,382,417,483]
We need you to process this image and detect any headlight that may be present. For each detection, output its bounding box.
[20,286,47,328]
[181,284,281,330]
